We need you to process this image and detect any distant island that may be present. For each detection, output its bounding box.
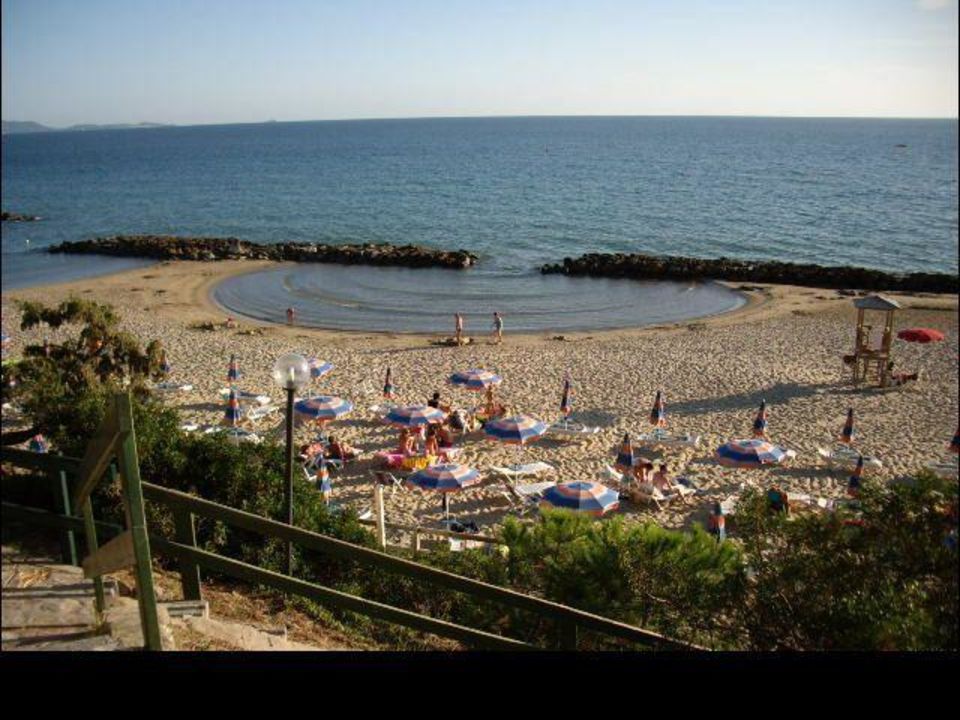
[2,120,174,135]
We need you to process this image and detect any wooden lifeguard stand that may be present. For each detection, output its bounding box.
[847,294,902,387]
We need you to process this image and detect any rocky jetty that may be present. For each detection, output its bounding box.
[541,253,958,294]
[1,212,41,222]
[48,235,478,270]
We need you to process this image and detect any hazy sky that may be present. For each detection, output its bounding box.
[2,0,957,126]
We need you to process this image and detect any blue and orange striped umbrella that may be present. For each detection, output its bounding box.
[484,415,548,446]
[839,408,855,444]
[614,432,636,473]
[383,367,395,399]
[384,404,445,428]
[541,481,619,516]
[295,396,354,422]
[28,434,48,454]
[649,390,666,427]
[716,438,791,468]
[847,454,864,497]
[308,358,334,380]
[227,354,241,382]
[223,388,243,426]
[560,377,572,417]
[406,463,481,493]
[752,400,768,439]
[950,427,959,455]
[449,368,502,391]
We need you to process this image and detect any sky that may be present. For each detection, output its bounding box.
[1,0,957,126]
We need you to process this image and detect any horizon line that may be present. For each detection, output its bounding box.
[4,112,958,131]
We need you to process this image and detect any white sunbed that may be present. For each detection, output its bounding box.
[490,461,556,482]
[368,402,400,416]
[154,382,194,393]
[633,428,701,448]
[246,404,280,422]
[546,420,601,438]
[218,387,272,406]
[924,459,959,480]
[816,445,883,472]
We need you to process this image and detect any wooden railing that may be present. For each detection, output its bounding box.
[2,396,703,651]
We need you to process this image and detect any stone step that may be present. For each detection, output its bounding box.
[174,616,319,651]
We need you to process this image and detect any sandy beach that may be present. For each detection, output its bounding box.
[3,260,957,534]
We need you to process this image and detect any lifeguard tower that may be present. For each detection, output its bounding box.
[845,294,901,387]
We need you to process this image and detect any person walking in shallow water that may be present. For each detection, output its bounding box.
[455,313,464,346]
[492,311,503,345]
[286,307,296,326]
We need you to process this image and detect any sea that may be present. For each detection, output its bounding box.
[2,116,957,332]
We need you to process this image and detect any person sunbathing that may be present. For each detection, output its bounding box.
[652,463,689,504]
[398,428,415,456]
[436,424,455,449]
[428,391,451,414]
[325,435,358,461]
[424,425,440,457]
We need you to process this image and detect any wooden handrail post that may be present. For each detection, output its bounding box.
[80,496,106,616]
[115,393,163,651]
[173,507,202,601]
[560,620,579,651]
[373,484,386,550]
[55,468,77,566]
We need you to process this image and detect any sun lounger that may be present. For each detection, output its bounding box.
[634,428,701,448]
[500,479,554,516]
[817,446,883,472]
[368,402,399,416]
[154,382,194,393]
[924,459,959,480]
[373,470,406,495]
[218,388,271,406]
[491,461,556,482]
[546,421,601,439]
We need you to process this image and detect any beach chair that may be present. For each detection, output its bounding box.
[218,387,271,406]
[154,381,194,394]
[373,470,406,495]
[491,461,556,483]
[246,404,280,423]
[546,420,601,439]
[500,479,553,516]
[924,459,959,480]
[633,428,701,449]
[816,445,882,472]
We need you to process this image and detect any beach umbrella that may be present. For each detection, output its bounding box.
[308,358,334,380]
[483,415,548,446]
[28,434,48,454]
[839,408,855,445]
[449,368,502,391]
[227,354,241,382]
[847,454,864,497]
[383,367,395,399]
[541,481,619,517]
[406,463,481,493]
[716,438,793,469]
[384,404,445,429]
[950,427,959,455]
[649,390,666,427]
[897,328,945,344]
[752,400,768,439]
[560,377,572,417]
[223,389,243,426]
[614,432,636,473]
[294,396,354,422]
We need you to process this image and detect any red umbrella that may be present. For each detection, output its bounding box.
[897,328,945,344]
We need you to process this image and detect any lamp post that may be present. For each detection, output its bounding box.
[272,352,310,575]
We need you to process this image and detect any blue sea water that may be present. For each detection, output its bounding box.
[2,116,956,331]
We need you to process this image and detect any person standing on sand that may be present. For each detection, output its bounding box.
[455,313,464,346]
[286,307,296,326]
[492,312,503,344]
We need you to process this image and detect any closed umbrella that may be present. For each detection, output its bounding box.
[227,354,241,382]
[847,454,864,497]
[383,367,395,399]
[223,388,243,426]
[839,408,855,444]
[541,481,619,516]
[614,432,636,474]
[560,377,572,418]
[649,390,666,427]
[752,400,768,439]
